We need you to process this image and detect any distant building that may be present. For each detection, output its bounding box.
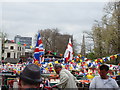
[14,35,32,49]
[14,35,33,58]
[80,35,86,56]
[3,41,25,63]
[4,43,25,58]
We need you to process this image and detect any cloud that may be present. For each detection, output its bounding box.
[2,2,105,23]
[1,2,106,45]
[0,0,111,2]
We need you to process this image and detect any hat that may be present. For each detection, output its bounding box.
[17,64,42,83]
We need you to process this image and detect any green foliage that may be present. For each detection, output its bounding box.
[86,52,96,60]
[89,2,120,64]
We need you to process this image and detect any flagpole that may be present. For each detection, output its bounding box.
[64,38,73,63]
[34,32,45,66]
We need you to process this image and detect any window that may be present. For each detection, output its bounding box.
[22,47,24,50]
[4,47,8,49]
[7,53,10,58]
[20,47,21,51]
[2,57,4,60]
[14,53,16,58]
[18,47,19,51]
[17,53,20,58]
[10,46,14,49]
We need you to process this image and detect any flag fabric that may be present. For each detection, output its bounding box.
[64,38,73,63]
[34,33,44,64]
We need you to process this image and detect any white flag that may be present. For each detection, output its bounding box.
[64,38,73,60]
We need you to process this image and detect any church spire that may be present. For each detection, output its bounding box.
[80,34,86,56]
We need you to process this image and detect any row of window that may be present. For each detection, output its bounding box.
[5,46,24,51]
[20,37,32,40]
[18,46,25,51]
[7,52,23,58]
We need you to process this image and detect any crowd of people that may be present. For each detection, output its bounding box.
[0,60,120,90]
[1,63,119,90]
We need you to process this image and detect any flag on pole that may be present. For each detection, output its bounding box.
[34,33,45,64]
[64,38,73,63]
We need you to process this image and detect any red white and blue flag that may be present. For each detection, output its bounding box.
[34,33,45,63]
[64,38,73,63]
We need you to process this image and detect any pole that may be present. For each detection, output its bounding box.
[0,38,2,62]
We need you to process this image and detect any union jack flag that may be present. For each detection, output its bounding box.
[34,33,45,63]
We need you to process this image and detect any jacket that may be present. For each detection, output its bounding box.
[55,68,78,90]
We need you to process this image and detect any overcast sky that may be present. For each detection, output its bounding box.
[0,0,110,46]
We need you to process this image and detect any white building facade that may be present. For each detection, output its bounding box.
[3,43,25,59]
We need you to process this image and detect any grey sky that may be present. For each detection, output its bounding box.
[1,1,108,46]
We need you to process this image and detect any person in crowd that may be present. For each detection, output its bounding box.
[52,64,78,90]
[17,64,42,89]
[89,64,119,89]
[116,75,120,87]
[71,70,78,77]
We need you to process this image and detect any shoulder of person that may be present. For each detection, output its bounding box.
[91,76,101,81]
[60,69,70,75]
[61,68,68,72]
[60,68,65,72]
[93,76,101,79]
[60,69,66,74]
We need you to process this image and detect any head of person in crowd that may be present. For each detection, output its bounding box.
[99,64,109,79]
[17,64,42,88]
[54,64,62,74]
[71,70,76,76]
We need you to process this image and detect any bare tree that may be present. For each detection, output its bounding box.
[34,28,77,55]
